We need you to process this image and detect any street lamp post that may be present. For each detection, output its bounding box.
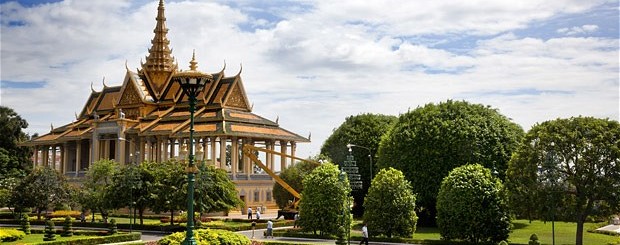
[346,144,373,181]
[173,52,212,245]
[539,141,558,245]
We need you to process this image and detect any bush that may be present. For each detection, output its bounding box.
[62,216,73,237]
[437,164,510,244]
[363,167,417,238]
[44,219,57,241]
[49,210,81,219]
[158,228,250,245]
[0,229,25,242]
[36,232,141,245]
[19,213,31,234]
[109,219,118,234]
[528,233,540,245]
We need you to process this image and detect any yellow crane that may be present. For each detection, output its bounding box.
[241,144,321,209]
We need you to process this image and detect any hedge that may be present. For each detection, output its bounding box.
[158,229,249,245]
[34,232,141,245]
[0,228,26,242]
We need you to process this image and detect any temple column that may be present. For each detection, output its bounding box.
[62,143,68,174]
[245,139,252,177]
[118,136,126,165]
[91,133,99,163]
[42,146,48,167]
[50,145,56,170]
[269,141,275,171]
[32,146,38,168]
[291,142,297,165]
[88,140,92,169]
[168,138,175,160]
[219,137,226,170]
[231,137,238,178]
[75,141,81,177]
[210,137,217,166]
[280,140,288,171]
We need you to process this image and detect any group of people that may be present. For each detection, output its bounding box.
[246,206,263,220]
[247,207,273,238]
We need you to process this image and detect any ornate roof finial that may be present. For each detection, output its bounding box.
[275,115,279,124]
[236,63,243,77]
[102,76,108,89]
[90,82,96,93]
[308,132,312,141]
[189,49,198,71]
[50,123,54,131]
[143,0,175,72]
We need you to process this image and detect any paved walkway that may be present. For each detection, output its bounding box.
[596,224,620,234]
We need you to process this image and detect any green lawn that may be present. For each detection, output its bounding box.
[3,234,100,245]
[346,219,619,244]
[508,220,619,245]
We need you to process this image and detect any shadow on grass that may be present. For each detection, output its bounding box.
[512,222,530,230]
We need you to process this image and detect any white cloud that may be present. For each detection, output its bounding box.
[557,24,600,35]
[1,0,618,159]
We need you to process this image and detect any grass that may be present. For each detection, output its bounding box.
[3,233,100,244]
[288,219,619,245]
[508,220,619,245]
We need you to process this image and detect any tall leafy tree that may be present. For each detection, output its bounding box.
[11,166,70,219]
[321,113,396,216]
[194,163,243,215]
[377,100,523,225]
[437,164,510,244]
[506,117,620,245]
[273,160,318,209]
[78,159,119,223]
[107,163,154,225]
[298,163,352,236]
[148,160,187,225]
[363,168,417,238]
[0,106,32,177]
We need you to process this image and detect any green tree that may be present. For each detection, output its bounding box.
[11,166,70,219]
[377,100,523,225]
[321,113,396,216]
[78,159,119,223]
[0,175,21,211]
[506,117,620,245]
[437,164,510,244]
[194,164,243,215]
[273,160,318,209]
[43,219,56,241]
[298,163,352,236]
[107,163,154,225]
[148,160,186,225]
[363,167,417,238]
[0,106,32,177]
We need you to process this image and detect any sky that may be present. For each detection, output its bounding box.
[1,0,619,159]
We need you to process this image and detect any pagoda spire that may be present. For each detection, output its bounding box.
[143,0,175,72]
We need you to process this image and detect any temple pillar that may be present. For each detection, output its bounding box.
[75,141,81,177]
[232,138,238,178]
[291,142,297,165]
[168,138,175,160]
[280,140,288,171]
[32,146,38,168]
[62,143,68,174]
[269,141,275,171]
[219,137,226,170]
[42,146,48,167]
[210,137,217,165]
[118,136,126,165]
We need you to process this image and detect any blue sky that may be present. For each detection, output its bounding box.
[1,0,618,158]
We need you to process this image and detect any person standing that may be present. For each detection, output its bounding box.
[247,207,253,220]
[293,213,299,228]
[256,210,261,220]
[360,223,369,245]
[266,220,273,238]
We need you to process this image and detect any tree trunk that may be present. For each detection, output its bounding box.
[576,219,584,245]
[139,209,144,225]
[170,210,174,225]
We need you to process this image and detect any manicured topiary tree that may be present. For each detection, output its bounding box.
[528,234,541,245]
[437,164,510,244]
[298,163,352,236]
[61,216,73,237]
[108,218,118,234]
[43,220,56,241]
[19,213,30,235]
[363,167,417,238]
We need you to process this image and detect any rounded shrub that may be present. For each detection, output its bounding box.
[158,228,250,245]
[0,229,26,242]
[437,164,510,244]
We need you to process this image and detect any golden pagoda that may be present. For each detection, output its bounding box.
[25,0,309,208]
